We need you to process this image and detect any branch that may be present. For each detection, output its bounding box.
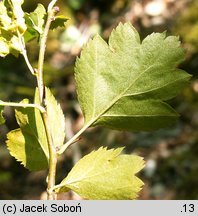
[48,0,58,12]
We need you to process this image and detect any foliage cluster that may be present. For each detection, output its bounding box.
[0,0,190,199]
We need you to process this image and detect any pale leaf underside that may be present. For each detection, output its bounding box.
[75,22,191,131]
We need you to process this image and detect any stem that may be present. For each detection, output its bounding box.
[17,31,35,75]
[37,21,50,104]
[36,4,59,200]
[48,0,58,12]
[0,101,45,113]
[42,112,57,200]
[37,7,59,104]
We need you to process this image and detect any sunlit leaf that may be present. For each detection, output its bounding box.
[0,37,9,57]
[15,99,49,159]
[11,0,26,33]
[57,147,145,200]
[24,3,46,41]
[6,99,49,171]
[0,0,26,33]
[9,35,21,56]
[45,88,66,147]
[0,0,26,57]
[50,15,69,30]
[6,128,48,171]
[0,33,21,57]
[0,2,11,28]
[75,22,191,131]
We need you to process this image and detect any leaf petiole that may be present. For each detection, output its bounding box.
[57,120,95,155]
[17,31,36,76]
[0,101,46,113]
[48,183,65,194]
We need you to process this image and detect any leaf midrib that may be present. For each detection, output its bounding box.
[65,165,128,185]
[88,60,153,127]
[87,51,188,127]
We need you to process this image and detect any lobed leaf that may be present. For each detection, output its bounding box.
[50,15,69,30]
[9,0,27,33]
[0,2,12,28]
[24,4,46,42]
[75,22,191,131]
[0,0,26,57]
[24,5,69,41]
[57,147,145,200]
[6,99,49,171]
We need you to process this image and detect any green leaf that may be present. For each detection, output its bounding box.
[0,2,12,28]
[0,37,9,57]
[34,88,66,147]
[24,4,46,41]
[6,99,49,171]
[3,0,26,33]
[57,147,145,200]
[6,128,48,171]
[0,106,5,125]
[0,33,21,57]
[9,35,21,56]
[45,88,66,147]
[10,0,26,33]
[50,15,69,30]
[75,22,191,131]
[0,0,26,57]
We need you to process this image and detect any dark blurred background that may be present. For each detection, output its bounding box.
[0,0,198,199]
